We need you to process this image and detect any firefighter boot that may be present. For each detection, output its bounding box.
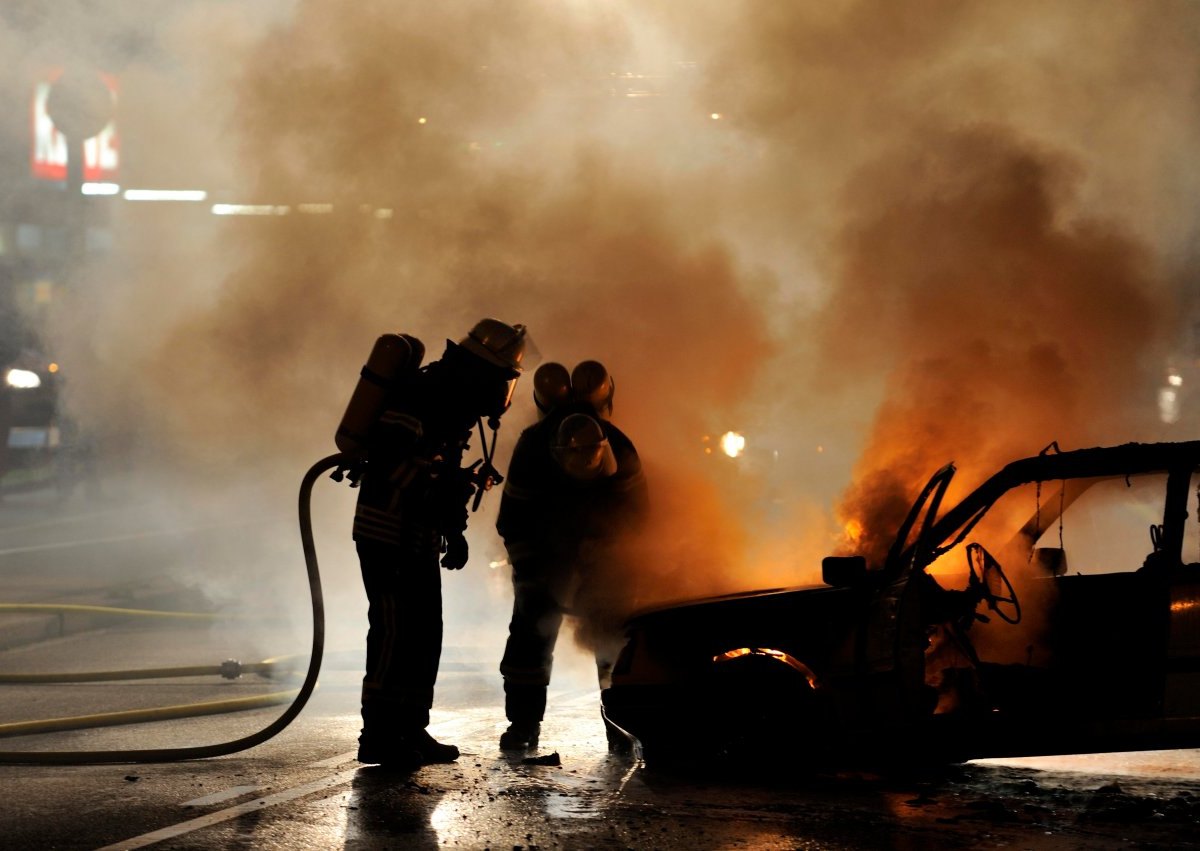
[356,737,422,770]
[405,729,460,763]
[499,721,540,751]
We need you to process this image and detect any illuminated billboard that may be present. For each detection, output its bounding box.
[30,69,119,184]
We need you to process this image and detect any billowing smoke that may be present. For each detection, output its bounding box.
[677,1,1197,567]
[40,2,783,647]
[11,2,1200,667]
[824,125,1170,565]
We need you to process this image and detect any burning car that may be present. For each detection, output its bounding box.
[601,441,1200,768]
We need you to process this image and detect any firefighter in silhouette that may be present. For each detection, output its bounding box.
[346,318,528,768]
[496,360,648,752]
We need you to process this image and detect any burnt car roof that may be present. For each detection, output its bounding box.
[914,440,1200,572]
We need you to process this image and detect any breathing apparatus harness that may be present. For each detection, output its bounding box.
[469,415,504,512]
[332,332,509,516]
[332,414,502,529]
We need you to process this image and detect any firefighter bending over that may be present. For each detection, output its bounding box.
[496,360,648,752]
[346,318,527,769]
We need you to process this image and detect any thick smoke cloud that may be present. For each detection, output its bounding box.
[13,2,1200,659]
[824,125,1169,563]
[671,1,1196,565]
[72,2,781,642]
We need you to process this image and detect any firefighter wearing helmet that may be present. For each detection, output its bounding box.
[495,360,648,753]
[532,361,571,420]
[346,318,527,769]
[569,359,615,421]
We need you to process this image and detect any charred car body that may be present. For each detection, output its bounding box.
[602,441,1200,767]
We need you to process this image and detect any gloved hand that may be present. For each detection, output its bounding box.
[441,532,469,570]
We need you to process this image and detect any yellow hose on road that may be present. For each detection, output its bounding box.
[0,603,227,620]
[0,690,299,738]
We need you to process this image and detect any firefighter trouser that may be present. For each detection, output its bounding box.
[499,566,566,725]
[357,537,443,743]
[500,562,612,725]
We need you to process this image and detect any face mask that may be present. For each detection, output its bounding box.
[477,376,518,423]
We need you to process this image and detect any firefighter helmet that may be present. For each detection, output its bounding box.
[459,318,528,378]
[570,360,615,421]
[533,362,572,419]
[552,413,618,481]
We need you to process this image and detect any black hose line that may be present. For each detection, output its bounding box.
[0,453,341,765]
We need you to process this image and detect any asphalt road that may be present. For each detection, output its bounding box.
[4,480,1200,849]
[6,654,1200,850]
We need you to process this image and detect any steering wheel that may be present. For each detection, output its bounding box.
[965,542,1022,625]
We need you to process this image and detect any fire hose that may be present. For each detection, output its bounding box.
[0,655,293,685]
[0,453,345,764]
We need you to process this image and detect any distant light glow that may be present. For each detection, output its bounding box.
[1168,373,1183,387]
[1159,388,1181,424]
[418,117,427,125]
[211,204,290,216]
[82,182,121,195]
[125,189,208,202]
[710,112,722,120]
[720,431,746,458]
[47,363,59,374]
[297,203,334,214]
[374,208,394,220]
[5,369,41,390]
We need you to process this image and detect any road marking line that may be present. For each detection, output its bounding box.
[0,505,132,536]
[94,767,360,851]
[307,751,357,768]
[0,519,271,557]
[181,785,260,807]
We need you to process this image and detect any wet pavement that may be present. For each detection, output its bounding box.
[4,486,1200,848]
[4,652,1200,850]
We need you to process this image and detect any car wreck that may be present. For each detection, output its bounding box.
[601,440,1200,768]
